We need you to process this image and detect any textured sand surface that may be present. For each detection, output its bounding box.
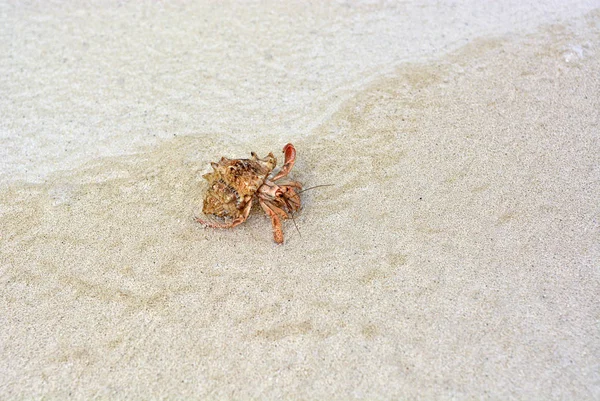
[1,2,600,400]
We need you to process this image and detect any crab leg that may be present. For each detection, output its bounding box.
[259,199,285,244]
[272,177,302,188]
[196,199,253,229]
[272,143,296,181]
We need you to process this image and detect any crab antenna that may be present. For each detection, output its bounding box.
[297,184,334,194]
[281,196,302,238]
[288,209,301,238]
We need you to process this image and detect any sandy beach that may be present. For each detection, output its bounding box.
[1,2,599,399]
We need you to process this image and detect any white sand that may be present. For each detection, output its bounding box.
[1,2,599,400]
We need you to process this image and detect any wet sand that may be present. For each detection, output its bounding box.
[1,3,599,400]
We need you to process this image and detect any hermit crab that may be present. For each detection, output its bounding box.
[196,143,302,244]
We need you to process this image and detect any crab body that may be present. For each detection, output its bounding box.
[197,143,302,244]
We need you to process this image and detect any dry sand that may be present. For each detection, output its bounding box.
[1,2,600,400]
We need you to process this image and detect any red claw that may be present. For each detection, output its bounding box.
[283,143,295,160]
[273,143,297,181]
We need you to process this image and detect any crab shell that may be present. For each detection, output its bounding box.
[201,153,276,218]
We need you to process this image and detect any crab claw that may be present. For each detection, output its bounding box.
[272,143,297,181]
